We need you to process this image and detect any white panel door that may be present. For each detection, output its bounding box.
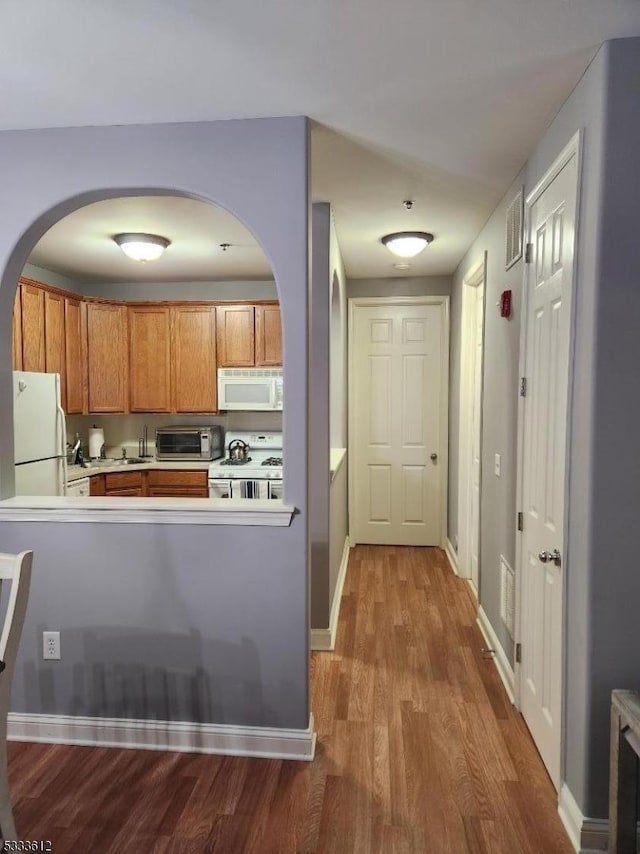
[520,154,578,789]
[351,302,444,546]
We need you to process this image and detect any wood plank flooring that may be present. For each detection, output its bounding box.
[8,546,572,852]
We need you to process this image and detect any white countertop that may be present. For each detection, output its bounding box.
[67,459,213,482]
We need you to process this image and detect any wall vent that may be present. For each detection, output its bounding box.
[505,188,524,270]
[500,555,515,637]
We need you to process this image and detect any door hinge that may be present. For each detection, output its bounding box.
[525,242,533,263]
[517,512,523,532]
[520,377,527,397]
[515,643,522,663]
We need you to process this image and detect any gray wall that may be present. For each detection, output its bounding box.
[309,204,349,631]
[348,275,452,299]
[309,204,331,628]
[449,40,640,818]
[0,116,311,731]
[22,261,82,292]
[80,279,278,301]
[449,169,525,665]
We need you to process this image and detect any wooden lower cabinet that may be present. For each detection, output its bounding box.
[147,469,209,498]
[88,468,209,498]
[89,474,106,496]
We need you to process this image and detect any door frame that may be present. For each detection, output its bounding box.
[347,295,450,548]
[457,254,487,594]
[513,131,583,783]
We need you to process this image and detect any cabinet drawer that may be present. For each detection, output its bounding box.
[105,471,144,490]
[147,470,208,488]
[107,487,144,497]
[148,486,209,498]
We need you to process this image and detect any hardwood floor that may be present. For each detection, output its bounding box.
[8,546,572,852]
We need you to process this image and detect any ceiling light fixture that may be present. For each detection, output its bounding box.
[113,233,170,262]
[381,231,434,258]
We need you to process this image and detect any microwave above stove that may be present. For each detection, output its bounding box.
[156,426,223,461]
[217,368,283,411]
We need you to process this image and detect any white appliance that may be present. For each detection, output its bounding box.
[208,431,283,499]
[66,477,90,498]
[13,371,67,496]
[217,368,283,411]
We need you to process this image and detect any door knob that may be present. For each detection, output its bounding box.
[538,549,561,566]
[430,453,438,461]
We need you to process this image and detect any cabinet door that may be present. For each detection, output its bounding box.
[129,306,172,412]
[171,306,217,412]
[255,304,282,366]
[20,283,45,372]
[86,303,128,413]
[12,288,22,370]
[44,290,66,405]
[216,305,255,366]
[89,474,106,496]
[64,298,84,414]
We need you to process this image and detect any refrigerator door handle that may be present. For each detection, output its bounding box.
[56,400,68,497]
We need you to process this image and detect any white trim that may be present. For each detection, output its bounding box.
[348,296,449,548]
[7,712,316,762]
[558,783,615,853]
[514,129,582,788]
[310,535,350,651]
[477,606,515,703]
[445,538,459,576]
[457,254,486,583]
[0,497,295,526]
[557,784,583,852]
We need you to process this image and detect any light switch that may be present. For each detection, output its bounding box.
[494,453,501,477]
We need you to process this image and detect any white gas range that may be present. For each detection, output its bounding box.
[208,431,283,500]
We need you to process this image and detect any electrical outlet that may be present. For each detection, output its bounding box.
[43,631,60,660]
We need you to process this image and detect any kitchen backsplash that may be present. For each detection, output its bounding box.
[66,412,283,458]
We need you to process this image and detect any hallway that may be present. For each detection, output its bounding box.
[7,546,572,852]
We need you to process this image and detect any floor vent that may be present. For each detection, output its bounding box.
[500,555,515,637]
[505,187,524,269]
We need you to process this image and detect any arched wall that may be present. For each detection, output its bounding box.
[0,117,311,731]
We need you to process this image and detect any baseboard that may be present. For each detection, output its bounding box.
[7,712,316,762]
[476,606,515,704]
[310,536,350,652]
[445,538,459,576]
[558,783,609,853]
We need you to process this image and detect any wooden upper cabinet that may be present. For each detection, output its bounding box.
[85,302,128,413]
[255,305,283,366]
[129,306,172,413]
[44,289,66,404]
[20,283,45,372]
[12,288,22,370]
[171,306,217,413]
[216,305,255,367]
[64,298,83,414]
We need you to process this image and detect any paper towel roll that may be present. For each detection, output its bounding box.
[88,427,105,459]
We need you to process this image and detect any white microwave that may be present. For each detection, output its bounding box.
[217,368,283,411]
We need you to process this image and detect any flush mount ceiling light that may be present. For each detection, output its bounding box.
[113,233,170,262]
[381,231,434,258]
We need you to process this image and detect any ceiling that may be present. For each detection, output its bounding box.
[5,0,640,283]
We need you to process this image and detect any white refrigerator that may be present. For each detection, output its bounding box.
[13,371,67,496]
